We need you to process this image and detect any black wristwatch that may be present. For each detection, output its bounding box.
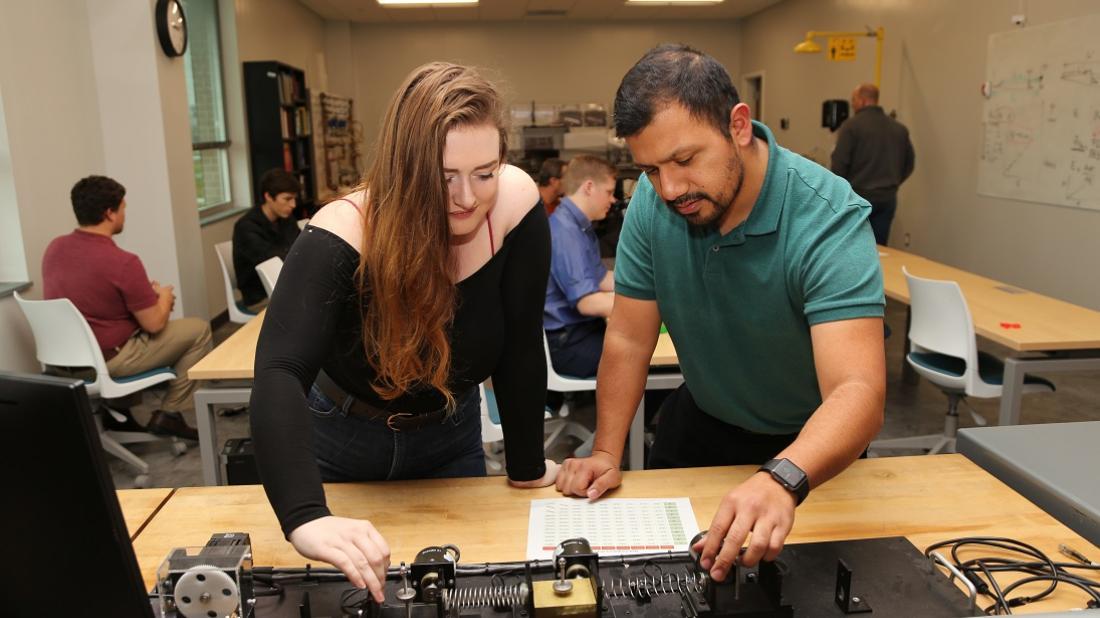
[759,458,810,506]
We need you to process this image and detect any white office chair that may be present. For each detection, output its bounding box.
[543,332,596,457]
[478,377,588,474]
[214,240,256,324]
[479,382,505,474]
[255,256,284,298]
[870,268,1054,455]
[14,292,184,487]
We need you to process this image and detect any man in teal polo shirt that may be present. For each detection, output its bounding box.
[556,44,886,583]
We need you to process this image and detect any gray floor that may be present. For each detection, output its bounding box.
[107,299,1100,489]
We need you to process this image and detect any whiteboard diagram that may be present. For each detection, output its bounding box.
[978,14,1100,211]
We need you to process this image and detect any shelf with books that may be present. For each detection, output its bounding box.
[244,61,317,217]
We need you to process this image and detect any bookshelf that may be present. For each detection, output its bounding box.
[243,61,317,217]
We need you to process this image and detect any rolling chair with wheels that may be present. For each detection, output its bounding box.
[479,378,588,474]
[255,256,284,298]
[479,383,505,474]
[214,240,256,324]
[14,292,185,487]
[543,333,596,457]
[869,268,1054,455]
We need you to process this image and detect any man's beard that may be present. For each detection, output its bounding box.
[665,153,744,229]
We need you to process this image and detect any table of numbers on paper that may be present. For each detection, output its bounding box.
[526,498,700,560]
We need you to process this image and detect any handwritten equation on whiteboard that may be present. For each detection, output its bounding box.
[978,14,1100,212]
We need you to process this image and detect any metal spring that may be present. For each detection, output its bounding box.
[445,583,529,609]
[601,570,705,600]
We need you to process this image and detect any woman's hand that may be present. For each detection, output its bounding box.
[288,515,391,602]
[508,458,560,488]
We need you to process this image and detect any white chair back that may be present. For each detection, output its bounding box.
[903,267,989,396]
[543,331,598,392]
[479,383,503,444]
[214,240,254,324]
[13,292,175,400]
[255,256,284,297]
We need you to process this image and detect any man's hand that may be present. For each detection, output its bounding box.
[151,280,175,302]
[288,516,391,602]
[555,450,622,499]
[694,472,796,581]
[508,459,560,488]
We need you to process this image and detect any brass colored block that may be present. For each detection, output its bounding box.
[531,578,597,618]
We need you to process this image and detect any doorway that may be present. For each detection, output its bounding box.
[742,71,765,121]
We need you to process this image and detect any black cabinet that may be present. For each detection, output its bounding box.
[243,61,317,217]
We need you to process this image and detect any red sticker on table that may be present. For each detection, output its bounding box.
[1000,322,1021,329]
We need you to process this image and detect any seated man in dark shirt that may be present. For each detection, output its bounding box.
[42,175,211,440]
[232,169,301,309]
[544,155,617,378]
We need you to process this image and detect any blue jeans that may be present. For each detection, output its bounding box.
[547,319,606,379]
[868,197,898,246]
[307,384,487,482]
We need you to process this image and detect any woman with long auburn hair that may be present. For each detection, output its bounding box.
[250,62,556,599]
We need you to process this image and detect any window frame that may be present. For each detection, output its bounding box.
[183,0,234,215]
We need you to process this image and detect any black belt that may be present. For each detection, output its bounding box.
[314,370,449,432]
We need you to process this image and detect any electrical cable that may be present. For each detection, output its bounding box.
[926,536,1100,615]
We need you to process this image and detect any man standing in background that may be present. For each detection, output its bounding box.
[831,83,915,246]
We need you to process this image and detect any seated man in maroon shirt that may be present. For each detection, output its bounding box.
[41,175,212,440]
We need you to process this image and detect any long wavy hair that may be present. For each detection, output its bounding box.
[358,62,508,408]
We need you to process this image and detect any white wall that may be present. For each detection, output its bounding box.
[740,0,1100,310]
[0,1,106,370]
[0,0,206,371]
[234,0,327,81]
[0,85,27,283]
[87,0,208,319]
[339,20,743,156]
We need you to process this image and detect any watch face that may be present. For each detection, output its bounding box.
[772,459,804,487]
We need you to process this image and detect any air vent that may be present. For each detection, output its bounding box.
[525,9,568,17]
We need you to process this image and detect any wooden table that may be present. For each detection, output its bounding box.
[651,332,678,366]
[117,487,173,540]
[131,455,1099,613]
[189,310,265,381]
[879,246,1100,425]
[188,311,265,485]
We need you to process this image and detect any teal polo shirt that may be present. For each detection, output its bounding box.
[615,121,884,434]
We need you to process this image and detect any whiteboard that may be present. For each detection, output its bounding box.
[977,14,1100,211]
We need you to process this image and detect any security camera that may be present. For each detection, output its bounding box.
[1011,14,1026,26]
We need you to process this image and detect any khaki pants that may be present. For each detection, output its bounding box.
[105,318,213,414]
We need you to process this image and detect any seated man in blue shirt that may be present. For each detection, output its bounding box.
[544,154,618,378]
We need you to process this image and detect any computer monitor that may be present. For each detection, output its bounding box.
[0,371,154,617]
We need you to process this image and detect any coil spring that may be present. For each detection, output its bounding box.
[601,570,706,601]
[444,583,529,609]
